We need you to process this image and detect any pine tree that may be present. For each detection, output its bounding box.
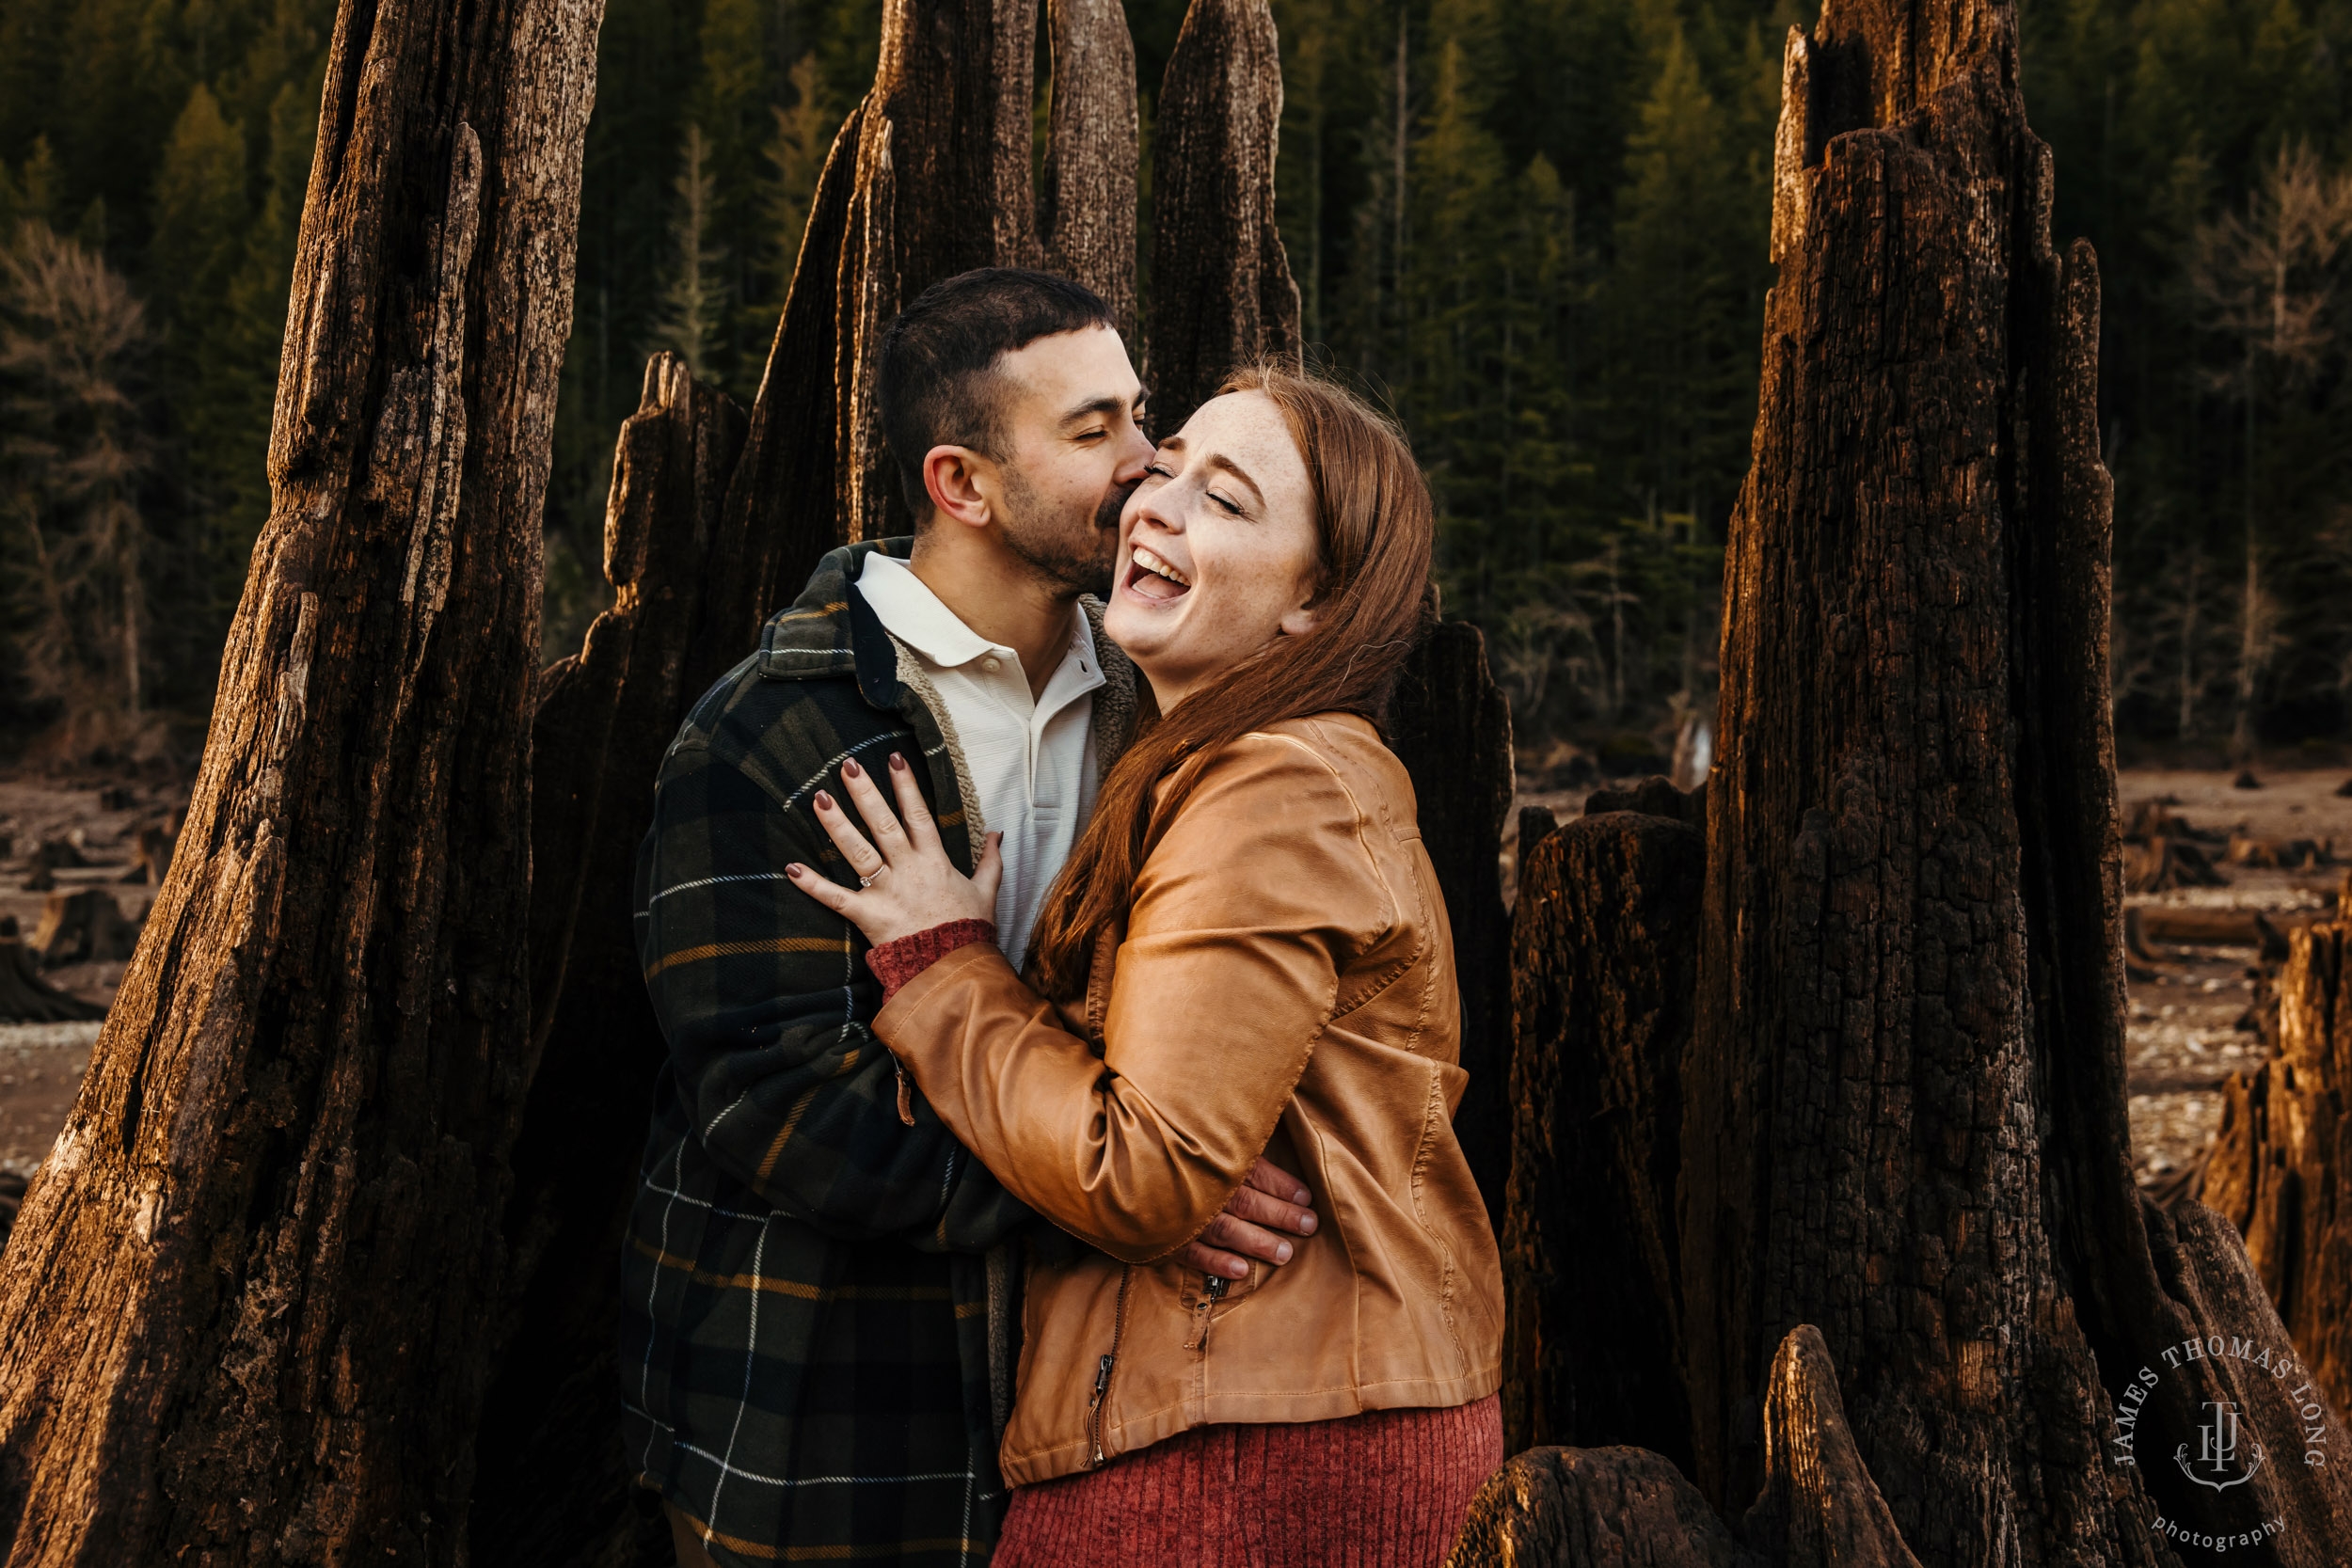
[649,122,731,386]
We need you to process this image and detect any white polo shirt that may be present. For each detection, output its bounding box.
[856,550,1104,972]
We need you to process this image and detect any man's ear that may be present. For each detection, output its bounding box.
[922,445,996,531]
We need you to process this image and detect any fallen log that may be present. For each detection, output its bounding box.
[2133,905,2318,950]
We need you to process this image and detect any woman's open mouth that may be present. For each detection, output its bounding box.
[1123,543,1192,602]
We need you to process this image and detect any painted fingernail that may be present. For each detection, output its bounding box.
[815,790,834,810]
[890,752,907,771]
[786,863,805,878]
[843,758,863,779]
[1275,1242,1292,1262]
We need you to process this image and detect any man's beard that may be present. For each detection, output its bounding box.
[997,467,1132,598]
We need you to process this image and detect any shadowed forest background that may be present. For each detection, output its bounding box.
[2,0,2349,777]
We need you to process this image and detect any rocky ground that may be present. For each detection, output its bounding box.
[3,764,2346,1198]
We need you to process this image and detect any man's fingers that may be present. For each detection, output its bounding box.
[837,758,911,859]
[809,790,885,879]
[885,752,943,850]
[1220,1180,1317,1237]
[1176,1241,1253,1279]
[1239,1156,1313,1209]
[1188,1212,1294,1269]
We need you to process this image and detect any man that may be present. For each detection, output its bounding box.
[622,269,1321,1567]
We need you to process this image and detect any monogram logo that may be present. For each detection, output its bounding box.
[2175,1399,2264,1491]
[2107,1329,2330,1556]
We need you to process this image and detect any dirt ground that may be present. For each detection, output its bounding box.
[0,771,184,1178]
[3,765,2347,1195]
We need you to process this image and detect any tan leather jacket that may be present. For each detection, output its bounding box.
[875,713,1502,1487]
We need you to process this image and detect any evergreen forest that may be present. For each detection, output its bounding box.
[2,0,2348,777]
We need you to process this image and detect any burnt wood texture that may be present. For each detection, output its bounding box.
[0,0,603,1558]
[1386,622,1516,1225]
[1145,0,1301,431]
[1500,809,1703,1470]
[470,356,747,1564]
[1679,0,2352,1556]
[2202,922,2352,1419]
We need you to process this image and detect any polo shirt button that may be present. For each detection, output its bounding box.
[982,657,1002,673]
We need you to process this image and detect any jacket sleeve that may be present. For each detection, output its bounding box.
[635,740,1032,1252]
[872,732,1391,1263]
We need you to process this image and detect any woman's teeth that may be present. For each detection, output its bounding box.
[1129,545,1191,598]
[1134,545,1190,586]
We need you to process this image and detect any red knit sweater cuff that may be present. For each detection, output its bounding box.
[866,919,997,1002]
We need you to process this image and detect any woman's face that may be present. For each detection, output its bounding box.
[1104,389,1321,710]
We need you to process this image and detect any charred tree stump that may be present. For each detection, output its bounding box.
[469,356,748,1565]
[1041,0,1140,344]
[1501,808,1704,1469]
[1452,1325,1919,1568]
[1387,622,1515,1224]
[27,889,138,968]
[1676,0,2352,1556]
[0,0,602,1555]
[830,0,1046,541]
[0,930,105,1024]
[2201,922,2352,1418]
[1146,0,1301,430]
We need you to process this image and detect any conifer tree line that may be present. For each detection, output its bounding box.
[1,0,2348,767]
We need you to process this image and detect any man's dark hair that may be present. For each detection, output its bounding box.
[877,267,1117,520]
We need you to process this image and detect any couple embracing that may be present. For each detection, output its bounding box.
[622,267,1503,1566]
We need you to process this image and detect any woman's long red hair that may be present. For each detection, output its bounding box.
[1025,363,1437,1001]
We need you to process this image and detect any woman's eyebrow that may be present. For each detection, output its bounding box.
[1205,455,1265,508]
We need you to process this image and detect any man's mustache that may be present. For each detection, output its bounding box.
[1095,478,1141,532]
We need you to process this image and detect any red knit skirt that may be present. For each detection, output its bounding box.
[991,1394,1502,1567]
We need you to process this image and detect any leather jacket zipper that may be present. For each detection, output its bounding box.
[1188,1272,1230,1352]
[1087,1266,1134,1467]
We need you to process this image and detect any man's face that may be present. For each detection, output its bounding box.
[982,326,1152,597]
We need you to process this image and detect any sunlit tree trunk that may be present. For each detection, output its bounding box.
[0,0,602,1556]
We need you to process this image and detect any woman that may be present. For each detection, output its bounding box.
[785,365,1502,1562]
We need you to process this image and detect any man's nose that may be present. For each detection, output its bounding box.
[1115,426,1152,481]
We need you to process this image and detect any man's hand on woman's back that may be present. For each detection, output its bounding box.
[1180,1157,1318,1279]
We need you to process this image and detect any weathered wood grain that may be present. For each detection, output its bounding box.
[1147,0,1301,432]
[0,0,604,1556]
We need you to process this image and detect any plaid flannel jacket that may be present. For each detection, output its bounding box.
[621,538,1136,1565]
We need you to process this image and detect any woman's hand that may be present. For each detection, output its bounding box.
[787,752,1002,946]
